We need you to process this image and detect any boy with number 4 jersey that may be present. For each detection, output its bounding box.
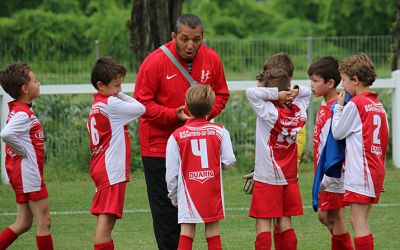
[88,57,145,250]
[166,84,236,250]
[247,68,311,250]
[332,53,389,250]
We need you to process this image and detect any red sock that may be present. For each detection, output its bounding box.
[94,240,114,250]
[36,235,54,250]
[207,235,222,250]
[280,228,297,250]
[332,232,354,250]
[0,227,18,249]
[354,234,373,250]
[178,235,193,250]
[255,231,271,250]
[273,223,280,250]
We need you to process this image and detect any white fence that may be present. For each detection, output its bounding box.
[1,72,400,184]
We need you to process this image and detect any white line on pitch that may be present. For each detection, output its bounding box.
[1,203,400,217]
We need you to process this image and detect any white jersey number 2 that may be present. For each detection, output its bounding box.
[90,117,100,146]
[191,139,209,169]
[373,114,381,144]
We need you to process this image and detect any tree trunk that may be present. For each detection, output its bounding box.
[128,0,184,71]
[392,0,400,71]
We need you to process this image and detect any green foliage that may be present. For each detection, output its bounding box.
[184,0,394,38]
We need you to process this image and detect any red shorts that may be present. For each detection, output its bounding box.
[16,187,48,203]
[318,191,345,211]
[90,182,126,219]
[249,181,303,218]
[343,190,380,204]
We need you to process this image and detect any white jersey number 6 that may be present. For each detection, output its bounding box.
[90,117,100,146]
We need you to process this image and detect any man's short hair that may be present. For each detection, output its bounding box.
[339,53,376,86]
[91,57,126,89]
[257,52,294,81]
[186,84,215,118]
[308,56,341,87]
[263,68,290,92]
[0,62,31,99]
[174,14,203,33]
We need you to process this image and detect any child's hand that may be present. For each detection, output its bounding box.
[278,91,290,102]
[176,106,191,122]
[337,90,346,106]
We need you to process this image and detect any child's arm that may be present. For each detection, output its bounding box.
[109,92,146,126]
[221,128,236,170]
[0,112,28,157]
[165,135,180,206]
[331,101,360,140]
[246,87,281,120]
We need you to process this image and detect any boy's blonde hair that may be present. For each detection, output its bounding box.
[185,84,215,118]
[263,68,290,91]
[339,53,377,86]
[257,52,294,81]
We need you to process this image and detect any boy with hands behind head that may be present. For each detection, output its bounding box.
[246,68,311,250]
[0,63,53,250]
[88,57,145,250]
[166,84,236,250]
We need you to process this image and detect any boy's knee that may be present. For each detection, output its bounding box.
[37,214,52,230]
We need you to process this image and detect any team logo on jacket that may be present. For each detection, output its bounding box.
[189,170,214,184]
[201,70,210,83]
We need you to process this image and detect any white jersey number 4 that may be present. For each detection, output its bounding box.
[373,114,381,144]
[90,117,100,146]
[191,139,209,169]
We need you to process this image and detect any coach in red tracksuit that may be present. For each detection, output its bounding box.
[133,14,230,250]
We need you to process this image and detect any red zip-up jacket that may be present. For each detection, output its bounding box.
[134,40,230,157]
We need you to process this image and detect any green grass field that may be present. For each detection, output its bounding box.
[0,165,399,250]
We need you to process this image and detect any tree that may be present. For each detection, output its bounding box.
[128,0,183,70]
[392,0,400,71]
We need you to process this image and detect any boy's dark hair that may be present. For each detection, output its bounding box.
[0,62,32,99]
[263,68,290,92]
[308,56,341,87]
[174,14,203,33]
[339,53,376,86]
[185,84,215,118]
[91,57,126,89]
[257,52,294,81]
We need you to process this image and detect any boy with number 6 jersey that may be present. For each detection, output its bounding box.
[332,53,389,250]
[247,68,311,250]
[166,84,236,250]
[88,57,145,250]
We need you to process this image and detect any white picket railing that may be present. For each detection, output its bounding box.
[1,72,400,184]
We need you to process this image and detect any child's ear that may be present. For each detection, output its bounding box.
[352,76,360,86]
[20,84,29,94]
[327,79,335,89]
[96,81,104,90]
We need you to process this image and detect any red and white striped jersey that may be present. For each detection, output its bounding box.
[313,99,344,193]
[332,92,388,197]
[246,87,310,185]
[1,101,45,194]
[166,118,236,224]
[88,92,145,191]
